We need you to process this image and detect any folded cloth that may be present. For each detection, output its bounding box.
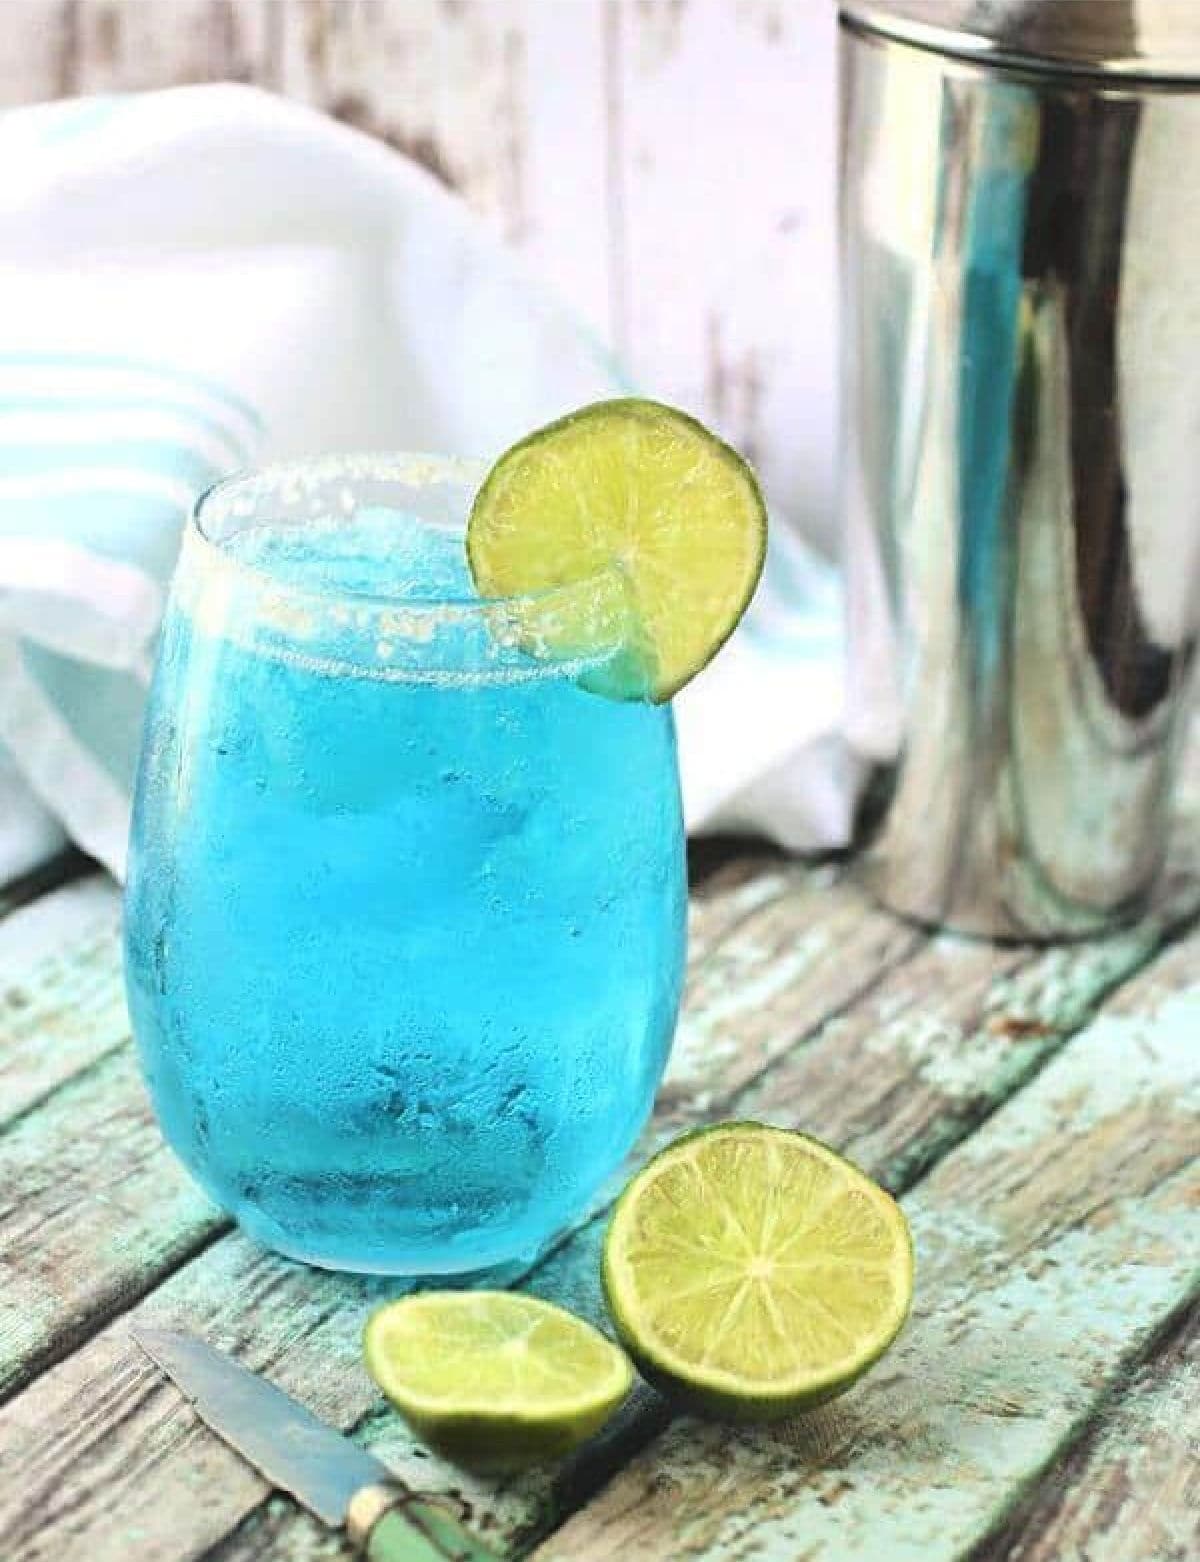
[0,85,850,881]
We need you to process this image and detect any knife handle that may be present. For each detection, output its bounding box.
[348,1483,502,1561]
[367,1503,502,1561]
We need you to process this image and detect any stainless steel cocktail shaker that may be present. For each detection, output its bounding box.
[840,1,1200,938]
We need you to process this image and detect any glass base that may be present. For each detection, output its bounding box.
[236,1215,561,1283]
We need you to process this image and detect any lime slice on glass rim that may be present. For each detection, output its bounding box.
[466,398,767,701]
[363,1291,633,1469]
[602,1122,914,1422]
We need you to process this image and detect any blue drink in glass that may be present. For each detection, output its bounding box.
[124,455,686,1275]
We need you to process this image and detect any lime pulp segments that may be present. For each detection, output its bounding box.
[602,1121,914,1421]
[467,398,767,701]
[363,1291,634,1469]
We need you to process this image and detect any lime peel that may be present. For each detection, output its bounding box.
[467,398,767,701]
[363,1291,634,1469]
[602,1121,914,1422]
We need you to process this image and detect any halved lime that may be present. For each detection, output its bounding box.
[602,1122,914,1421]
[467,398,767,701]
[363,1291,634,1469]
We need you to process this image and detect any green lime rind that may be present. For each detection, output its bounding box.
[602,1122,915,1423]
[467,398,767,702]
[363,1291,634,1471]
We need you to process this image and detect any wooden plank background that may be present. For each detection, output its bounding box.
[1,757,1197,1560]
[0,0,841,551]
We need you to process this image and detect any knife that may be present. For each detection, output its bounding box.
[131,1326,501,1561]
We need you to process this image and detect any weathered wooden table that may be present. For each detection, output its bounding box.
[1,745,1196,1562]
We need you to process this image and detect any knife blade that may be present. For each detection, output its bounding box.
[131,1326,500,1561]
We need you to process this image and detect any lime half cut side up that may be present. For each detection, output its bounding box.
[467,398,768,701]
[602,1122,915,1422]
[363,1291,634,1470]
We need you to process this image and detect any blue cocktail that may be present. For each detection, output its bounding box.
[124,455,687,1275]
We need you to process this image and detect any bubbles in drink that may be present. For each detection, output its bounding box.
[125,511,686,1273]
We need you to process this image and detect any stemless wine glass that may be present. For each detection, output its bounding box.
[124,454,687,1275]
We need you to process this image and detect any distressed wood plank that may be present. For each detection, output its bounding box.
[975,1297,1200,1562]
[218,895,1200,1562]
[0,826,763,1159]
[0,1,78,105]
[282,0,613,340]
[0,856,914,1432]
[2,0,840,499]
[0,874,124,1121]
[534,934,1200,1562]
[33,0,273,98]
[0,1048,224,1403]
[660,870,917,1122]
[4,740,1197,1548]
[0,871,229,1402]
[267,0,529,224]
[517,0,612,343]
[0,858,815,1411]
[0,853,904,1562]
[613,0,838,548]
[9,0,604,291]
[5,843,1197,1561]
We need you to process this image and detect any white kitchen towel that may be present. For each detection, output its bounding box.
[0,85,851,882]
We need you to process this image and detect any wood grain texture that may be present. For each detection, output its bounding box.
[534,933,1200,1562]
[0,853,896,1446]
[0,858,912,1525]
[977,1301,1200,1562]
[2,0,614,341]
[263,0,534,230]
[0,874,124,1121]
[0,871,229,1403]
[0,1,79,105]
[0,1048,224,1403]
[46,0,274,96]
[1,14,1193,1553]
[3,820,1196,1561]
[0,0,838,532]
[611,0,838,547]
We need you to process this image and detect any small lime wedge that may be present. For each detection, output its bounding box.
[363,1292,634,1469]
[467,398,767,700]
[602,1122,914,1422]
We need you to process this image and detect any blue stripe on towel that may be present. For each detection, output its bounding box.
[0,351,263,433]
[0,490,210,584]
[0,441,234,490]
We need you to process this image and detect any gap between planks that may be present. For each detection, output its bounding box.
[209,793,1200,1562]
[530,930,1200,1561]
[2,744,1196,1560]
[968,1297,1199,1562]
[0,862,914,1412]
[2,844,1198,1561]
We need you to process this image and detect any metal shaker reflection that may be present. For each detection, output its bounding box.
[841,17,1200,937]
